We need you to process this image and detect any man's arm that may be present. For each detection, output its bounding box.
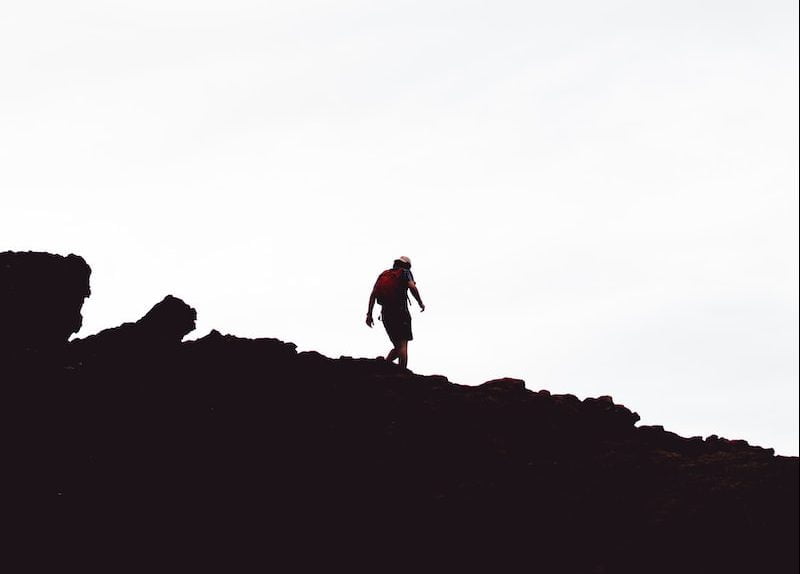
[366,290,377,327]
[408,281,425,312]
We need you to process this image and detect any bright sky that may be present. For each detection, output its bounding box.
[2,1,798,455]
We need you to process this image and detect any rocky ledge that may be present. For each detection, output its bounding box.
[3,251,797,573]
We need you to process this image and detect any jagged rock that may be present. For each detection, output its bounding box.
[0,251,90,352]
[581,395,641,434]
[70,294,196,359]
[479,377,527,393]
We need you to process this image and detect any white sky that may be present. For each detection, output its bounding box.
[2,1,798,455]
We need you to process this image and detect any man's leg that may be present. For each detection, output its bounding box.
[386,346,399,363]
[397,340,408,369]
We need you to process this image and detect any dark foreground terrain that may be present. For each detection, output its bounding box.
[3,251,798,572]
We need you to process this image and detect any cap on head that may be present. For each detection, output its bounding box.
[392,255,412,270]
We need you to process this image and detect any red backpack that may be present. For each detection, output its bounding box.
[373,268,406,305]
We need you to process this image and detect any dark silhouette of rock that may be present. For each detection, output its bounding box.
[0,251,90,352]
[3,252,797,573]
[69,294,196,361]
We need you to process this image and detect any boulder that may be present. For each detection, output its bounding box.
[0,251,90,352]
[70,295,196,359]
[479,377,527,393]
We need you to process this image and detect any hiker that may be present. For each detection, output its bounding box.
[366,256,425,369]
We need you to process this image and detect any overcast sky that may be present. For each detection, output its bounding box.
[2,0,798,455]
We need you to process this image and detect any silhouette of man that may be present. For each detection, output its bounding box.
[366,256,425,369]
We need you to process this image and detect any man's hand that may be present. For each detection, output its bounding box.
[366,314,374,327]
[409,284,425,313]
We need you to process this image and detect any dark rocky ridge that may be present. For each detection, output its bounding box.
[3,251,798,572]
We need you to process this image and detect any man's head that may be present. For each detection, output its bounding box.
[393,256,411,270]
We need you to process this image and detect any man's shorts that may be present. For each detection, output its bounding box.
[381,304,413,345]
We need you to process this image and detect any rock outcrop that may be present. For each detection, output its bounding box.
[0,251,90,352]
[69,294,196,361]
[3,252,797,573]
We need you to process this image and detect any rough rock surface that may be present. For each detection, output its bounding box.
[69,294,196,361]
[0,251,90,352]
[3,253,798,573]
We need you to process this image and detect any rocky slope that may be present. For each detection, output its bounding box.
[3,251,797,572]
